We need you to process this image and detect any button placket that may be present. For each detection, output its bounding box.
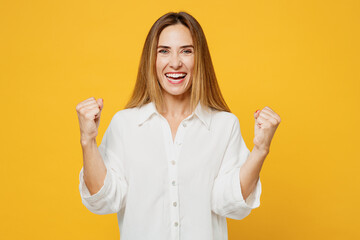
[160,115,193,239]
[160,116,182,238]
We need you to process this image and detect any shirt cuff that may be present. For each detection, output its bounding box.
[234,167,262,209]
[79,166,112,204]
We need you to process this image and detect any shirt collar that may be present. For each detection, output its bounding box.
[137,101,212,130]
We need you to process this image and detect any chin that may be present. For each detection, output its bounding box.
[162,87,192,97]
[159,78,192,96]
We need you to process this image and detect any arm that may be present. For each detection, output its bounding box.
[239,146,268,200]
[78,118,128,215]
[76,98,128,215]
[81,139,107,195]
[76,97,107,196]
[211,115,262,220]
[240,106,281,199]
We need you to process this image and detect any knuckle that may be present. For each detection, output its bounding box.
[76,103,84,112]
[79,108,86,115]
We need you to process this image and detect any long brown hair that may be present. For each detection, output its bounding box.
[124,11,231,113]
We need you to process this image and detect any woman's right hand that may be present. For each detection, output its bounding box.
[76,97,104,145]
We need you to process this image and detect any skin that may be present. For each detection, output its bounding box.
[76,97,106,195]
[240,107,281,201]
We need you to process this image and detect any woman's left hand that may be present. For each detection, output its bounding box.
[253,106,281,153]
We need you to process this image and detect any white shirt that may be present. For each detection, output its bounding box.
[79,101,262,240]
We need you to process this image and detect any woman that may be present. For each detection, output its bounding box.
[76,11,280,240]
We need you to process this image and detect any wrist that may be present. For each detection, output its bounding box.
[253,145,269,156]
[80,137,97,148]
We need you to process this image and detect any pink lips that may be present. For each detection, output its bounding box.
[167,77,185,84]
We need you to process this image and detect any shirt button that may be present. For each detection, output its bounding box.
[171,160,176,165]
[182,122,187,127]
[174,222,179,227]
[177,142,182,146]
[173,202,177,207]
[172,180,176,186]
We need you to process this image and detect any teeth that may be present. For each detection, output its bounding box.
[165,73,186,78]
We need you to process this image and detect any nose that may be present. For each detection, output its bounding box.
[169,53,182,69]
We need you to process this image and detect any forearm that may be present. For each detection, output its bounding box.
[239,146,268,199]
[81,138,107,195]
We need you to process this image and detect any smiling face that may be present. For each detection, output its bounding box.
[156,24,195,100]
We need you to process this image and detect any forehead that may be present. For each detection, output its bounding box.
[158,24,193,46]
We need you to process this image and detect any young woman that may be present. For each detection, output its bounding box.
[76,11,281,240]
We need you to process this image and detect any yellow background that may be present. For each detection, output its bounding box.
[1,0,359,239]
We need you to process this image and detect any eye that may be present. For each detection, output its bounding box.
[182,49,193,54]
[158,49,169,54]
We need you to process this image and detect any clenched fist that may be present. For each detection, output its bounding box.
[76,97,104,145]
[253,106,281,153]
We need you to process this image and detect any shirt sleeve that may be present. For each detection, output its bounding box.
[79,113,128,215]
[211,115,262,220]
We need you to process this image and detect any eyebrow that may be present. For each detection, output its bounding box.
[157,45,194,49]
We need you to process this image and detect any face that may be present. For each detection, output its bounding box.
[156,24,195,99]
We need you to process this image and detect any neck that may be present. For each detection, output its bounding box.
[160,90,191,119]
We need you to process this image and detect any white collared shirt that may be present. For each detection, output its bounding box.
[79,101,261,240]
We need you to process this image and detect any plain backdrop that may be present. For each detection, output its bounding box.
[0,0,359,239]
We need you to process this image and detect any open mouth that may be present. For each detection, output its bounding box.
[165,73,187,79]
[165,73,187,84]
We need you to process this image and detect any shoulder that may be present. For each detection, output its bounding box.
[206,109,240,137]
[211,109,239,125]
[211,109,245,136]
[108,107,139,128]
[209,110,246,144]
